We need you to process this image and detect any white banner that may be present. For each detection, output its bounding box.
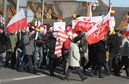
[54,22,66,31]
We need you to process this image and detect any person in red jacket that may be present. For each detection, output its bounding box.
[62,31,73,74]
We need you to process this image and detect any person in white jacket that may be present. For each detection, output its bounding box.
[64,37,87,81]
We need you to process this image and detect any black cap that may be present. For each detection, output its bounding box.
[73,37,81,43]
[29,28,35,32]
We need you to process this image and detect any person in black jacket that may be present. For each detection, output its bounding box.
[94,39,106,78]
[108,31,122,72]
[0,27,9,68]
[47,31,61,76]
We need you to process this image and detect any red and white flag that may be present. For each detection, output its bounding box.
[1,16,5,25]
[73,16,102,32]
[54,28,68,58]
[86,9,111,45]
[6,9,28,34]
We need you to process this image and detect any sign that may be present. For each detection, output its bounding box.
[23,9,34,23]
[54,22,66,31]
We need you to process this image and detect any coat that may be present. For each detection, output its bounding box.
[6,34,17,52]
[121,37,129,56]
[108,34,122,54]
[48,36,56,57]
[22,34,35,55]
[0,32,9,53]
[69,42,80,67]
[95,40,106,64]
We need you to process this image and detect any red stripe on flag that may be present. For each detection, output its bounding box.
[54,29,68,58]
[6,18,28,33]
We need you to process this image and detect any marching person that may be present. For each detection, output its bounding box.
[108,30,122,72]
[33,26,44,74]
[114,33,129,77]
[5,31,17,69]
[94,37,106,78]
[77,31,88,68]
[64,37,87,81]
[62,31,73,75]
[22,27,35,73]
[47,31,61,76]
[0,25,9,68]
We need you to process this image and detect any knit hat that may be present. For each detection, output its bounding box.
[29,27,35,32]
[73,37,81,43]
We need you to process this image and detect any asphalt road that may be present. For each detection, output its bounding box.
[0,67,129,84]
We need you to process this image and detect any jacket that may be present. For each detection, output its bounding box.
[69,42,80,67]
[23,34,35,55]
[121,38,129,56]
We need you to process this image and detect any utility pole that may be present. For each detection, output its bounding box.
[16,0,20,13]
[109,0,111,6]
[42,0,45,25]
[3,0,7,28]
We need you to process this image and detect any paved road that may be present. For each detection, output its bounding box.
[0,67,129,84]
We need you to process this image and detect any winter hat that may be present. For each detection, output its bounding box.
[29,27,35,32]
[73,37,81,43]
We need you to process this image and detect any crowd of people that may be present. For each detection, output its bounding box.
[0,22,129,81]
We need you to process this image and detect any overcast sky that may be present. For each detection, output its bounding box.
[76,0,129,7]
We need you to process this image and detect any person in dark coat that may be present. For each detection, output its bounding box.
[47,31,61,76]
[94,39,106,78]
[5,33,17,69]
[108,31,122,71]
[22,28,35,73]
[114,33,129,77]
[0,27,9,68]
[83,44,96,76]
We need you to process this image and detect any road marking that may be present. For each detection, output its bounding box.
[1,74,46,83]
[13,74,46,80]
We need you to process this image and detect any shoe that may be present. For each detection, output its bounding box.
[63,77,70,81]
[81,76,87,81]
[83,67,86,72]
[115,73,120,76]
[106,73,111,76]
[50,73,56,76]
[99,75,104,78]
[33,70,37,74]
[33,68,37,74]
[114,72,120,76]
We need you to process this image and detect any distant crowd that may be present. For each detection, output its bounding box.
[0,23,129,81]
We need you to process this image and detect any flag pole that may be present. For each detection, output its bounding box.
[3,0,7,29]
[16,0,21,39]
[41,0,45,25]
[109,0,111,6]
[16,0,20,13]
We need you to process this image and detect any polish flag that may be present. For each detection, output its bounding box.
[6,9,28,34]
[54,28,68,58]
[86,9,111,45]
[73,16,102,32]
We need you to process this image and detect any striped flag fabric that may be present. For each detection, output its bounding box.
[54,28,68,58]
[1,16,5,25]
[86,8,111,45]
[6,9,28,34]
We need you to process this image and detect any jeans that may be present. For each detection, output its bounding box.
[0,52,6,67]
[34,46,43,68]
